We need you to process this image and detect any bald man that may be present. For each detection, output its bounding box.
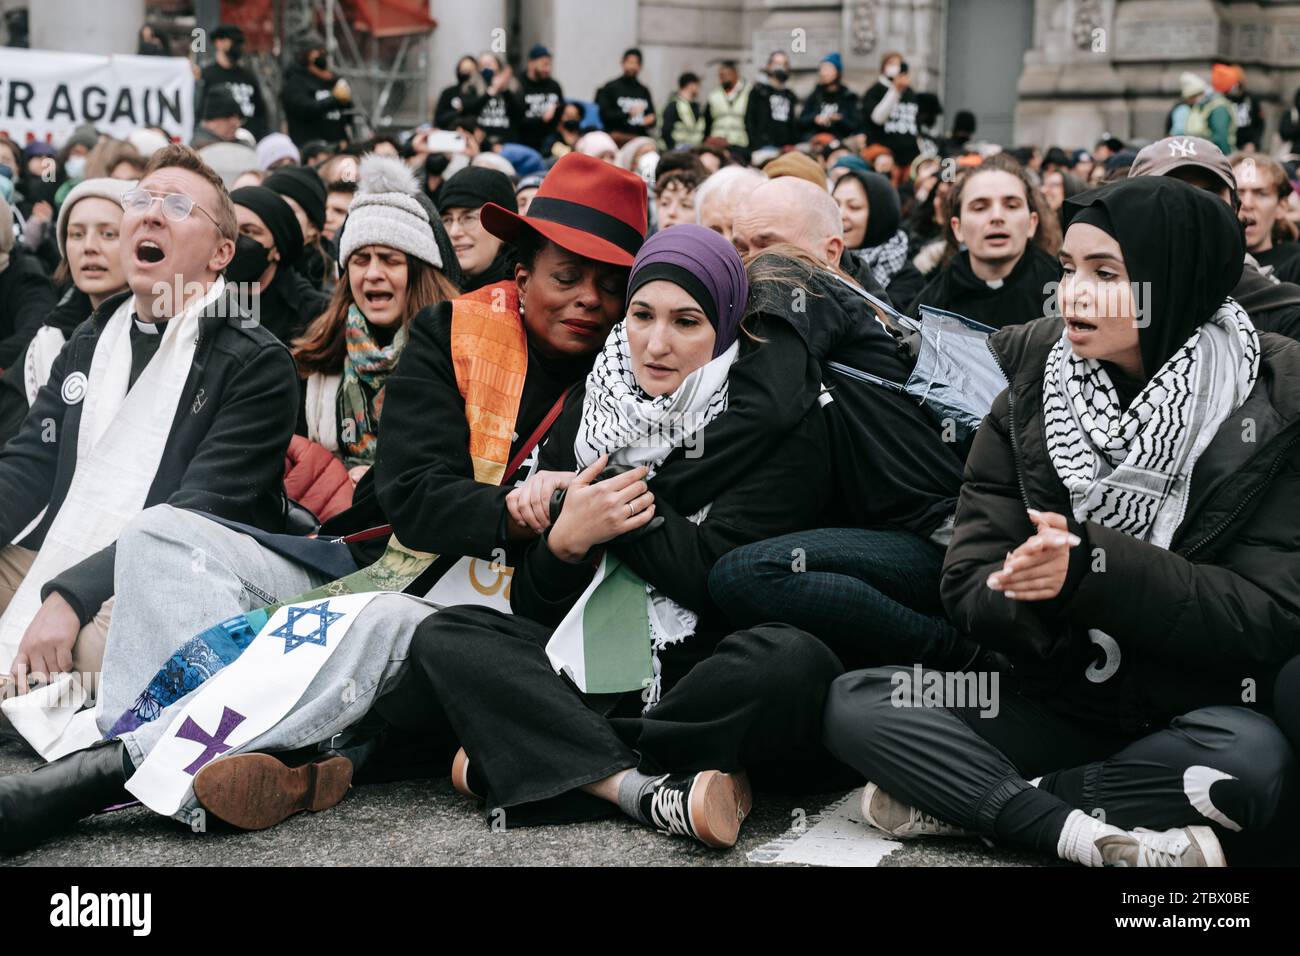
[701,174,977,678]
[731,175,893,303]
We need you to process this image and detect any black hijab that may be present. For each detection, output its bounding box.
[835,169,900,249]
[1064,177,1244,376]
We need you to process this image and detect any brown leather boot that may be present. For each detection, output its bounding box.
[192,752,353,831]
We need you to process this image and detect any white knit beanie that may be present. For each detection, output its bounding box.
[55,177,137,260]
[338,153,442,269]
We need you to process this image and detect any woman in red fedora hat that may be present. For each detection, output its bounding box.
[0,152,654,849]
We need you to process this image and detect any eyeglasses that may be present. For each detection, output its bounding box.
[440,210,482,231]
[122,188,222,231]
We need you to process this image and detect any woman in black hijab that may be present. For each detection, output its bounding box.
[823,176,1300,868]
[832,168,925,308]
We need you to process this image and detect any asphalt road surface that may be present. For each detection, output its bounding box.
[0,744,1048,866]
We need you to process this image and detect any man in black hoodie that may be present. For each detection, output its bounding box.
[516,45,564,152]
[198,25,269,141]
[281,35,351,147]
[908,154,1062,328]
[861,51,921,169]
[799,53,859,140]
[595,48,656,144]
[745,51,800,154]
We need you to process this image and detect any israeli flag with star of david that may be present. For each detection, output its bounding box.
[125,592,381,816]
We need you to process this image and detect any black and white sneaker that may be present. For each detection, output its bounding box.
[640,770,752,849]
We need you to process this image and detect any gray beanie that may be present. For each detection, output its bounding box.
[56,177,136,260]
[338,153,442,269]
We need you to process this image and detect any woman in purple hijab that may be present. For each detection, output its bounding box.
[392,222,843,851]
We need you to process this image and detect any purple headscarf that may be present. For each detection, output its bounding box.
[626,224,748,357]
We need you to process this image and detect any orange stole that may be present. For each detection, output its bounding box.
[450,281,529,486]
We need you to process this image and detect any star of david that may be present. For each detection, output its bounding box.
[270,600,346,653]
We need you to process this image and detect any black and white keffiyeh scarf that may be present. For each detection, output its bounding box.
[860,227,911,290]
[575,321,736,474]
[561,321,738,708]
[1043,300,1260,549]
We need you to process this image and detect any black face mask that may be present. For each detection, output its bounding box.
[226,235,270,283]
[312,54,328,71]
[228,43,244,63]
[458,70,473,84]
[771,69,789,83]
[561,119,581,132]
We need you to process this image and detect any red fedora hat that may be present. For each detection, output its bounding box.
[480,152,648,267]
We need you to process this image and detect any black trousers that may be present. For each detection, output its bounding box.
[401,605,844,826]
[823,667,1299,864]
[1274,655,1300,754]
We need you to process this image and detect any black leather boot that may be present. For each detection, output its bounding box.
[0,739,131,853]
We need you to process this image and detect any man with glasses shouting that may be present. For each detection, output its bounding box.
[0,145,298,759]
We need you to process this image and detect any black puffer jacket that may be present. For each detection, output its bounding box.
[942,316,1300,733]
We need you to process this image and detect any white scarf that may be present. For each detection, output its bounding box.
[555,323,737,707]
[1043,300,1260,549]
[0,280,220,674]
[304,371,342,454]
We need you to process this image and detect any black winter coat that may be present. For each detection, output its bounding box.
[0,252,57,370]
[281,64,348,145]
[943,316,1300,732]
[512,384,831,633]
[908,244,1062,329]
[649,259,963,539]
[0,287,299,624]
[0,286,93,445]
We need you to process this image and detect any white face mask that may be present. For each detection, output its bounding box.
[65,155,87,180]
[884,63,901,79]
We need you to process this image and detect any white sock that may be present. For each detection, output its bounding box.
[1056,809,1122,867]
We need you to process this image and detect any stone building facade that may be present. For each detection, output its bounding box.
[12,1,1297,152]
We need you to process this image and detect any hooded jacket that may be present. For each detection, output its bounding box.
[944,177,1300,731]
[649,257,963,540]
[1232,261,1300,340]
[0,286,93,444]
[281,62,348,145]
[0,250,57,369]
[798,84,860,140]
[907,243,1062,329]
[745,80,800,150]
[595,74,656,137]
[837,168,927,309]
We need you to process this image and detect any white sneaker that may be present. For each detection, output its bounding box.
[1095,825,1226,867]
[859,781,972,840]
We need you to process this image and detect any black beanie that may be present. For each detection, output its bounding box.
[203,87,242,121]
[436,166,518,215]
[231,186,304,265]
[264,166,327,229]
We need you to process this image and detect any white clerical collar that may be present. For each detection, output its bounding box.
[131,276,225,329]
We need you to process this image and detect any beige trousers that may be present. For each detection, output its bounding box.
[0,544,114,679]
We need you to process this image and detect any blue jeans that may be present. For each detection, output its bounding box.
[708,527,976,671]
